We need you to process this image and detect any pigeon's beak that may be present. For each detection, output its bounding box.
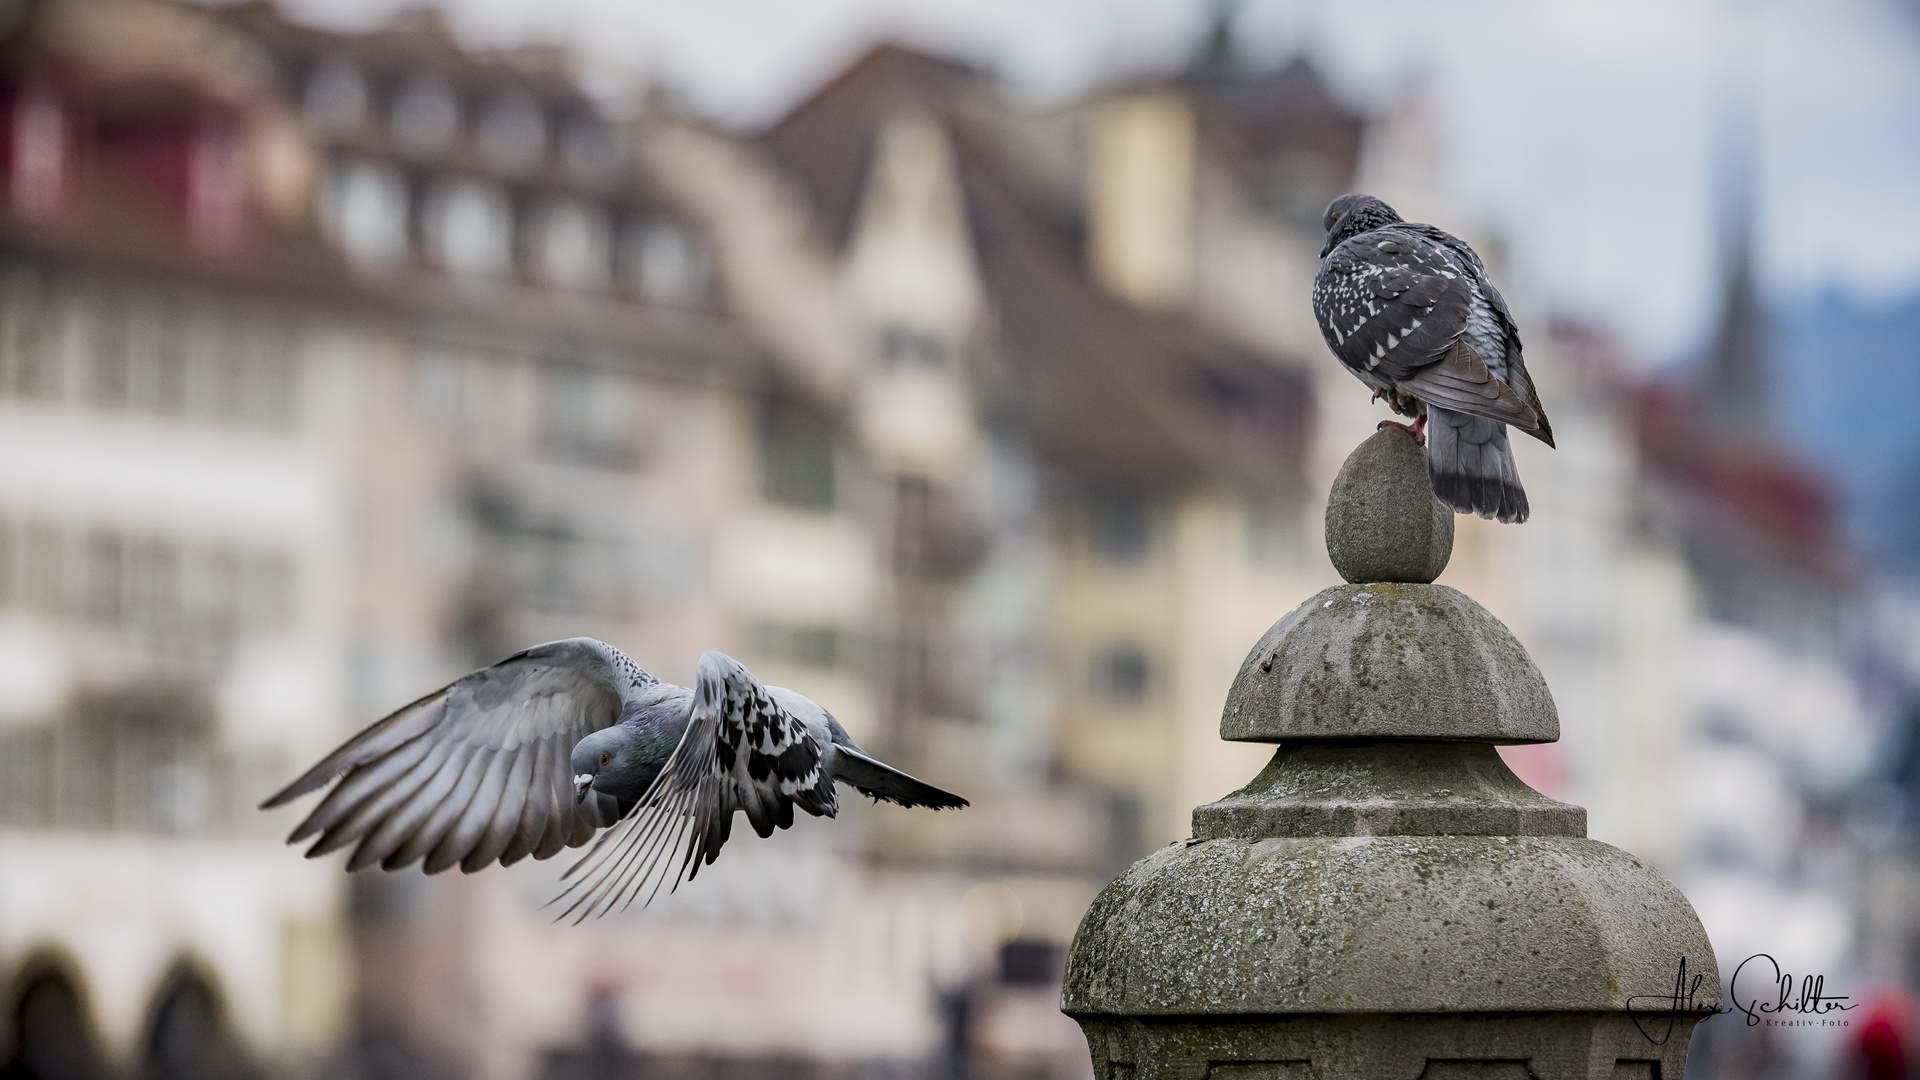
[574,773,594,804]
[1319,214,1343,258]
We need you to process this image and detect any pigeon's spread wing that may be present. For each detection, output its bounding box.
[261,638,630,874]
[550,651,835,921]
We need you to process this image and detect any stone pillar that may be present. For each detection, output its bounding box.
[1062,428,1718,1079]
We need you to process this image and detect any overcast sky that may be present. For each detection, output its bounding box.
[274,0,1920,364]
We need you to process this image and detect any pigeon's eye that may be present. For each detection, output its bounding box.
[600,752,611,768]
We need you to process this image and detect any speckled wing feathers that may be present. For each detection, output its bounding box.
[1312,229,1474,389]
[549,651,835,922]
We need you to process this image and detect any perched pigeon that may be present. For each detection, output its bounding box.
[1311,194,1554,523]
[263,639,966,919]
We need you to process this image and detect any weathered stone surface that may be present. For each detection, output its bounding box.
[1223,583,1557,744]
[1325,426,1453,584]
[1191,741,1585,839]
[1062,835,1717,1017]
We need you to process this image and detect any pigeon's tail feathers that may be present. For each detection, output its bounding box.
[1427,407,1530,524]
[830,747,969,810]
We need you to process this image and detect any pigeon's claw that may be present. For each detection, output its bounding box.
[1377,414,1428,445]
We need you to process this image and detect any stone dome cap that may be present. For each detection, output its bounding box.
[1224,582,1558,744]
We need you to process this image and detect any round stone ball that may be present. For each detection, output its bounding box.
[1325,426,1453,584]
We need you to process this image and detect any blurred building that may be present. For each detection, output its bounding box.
[0,0,851,1076]
[636,40,1327,1080]
[0,0,363,1074]
[0,5,1332,1080]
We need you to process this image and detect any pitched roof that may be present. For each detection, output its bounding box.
[761,43,1312,490]
[1184,57,1366,184]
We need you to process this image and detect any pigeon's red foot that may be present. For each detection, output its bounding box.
[1377,414,1428,445]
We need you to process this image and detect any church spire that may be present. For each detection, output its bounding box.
[1189,0,1244,80]
[1699,216,1774,441]
[1697,12,1773,446]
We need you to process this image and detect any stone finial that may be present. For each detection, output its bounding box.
[1325,426,1452,584]
[1060,430,1719,1080]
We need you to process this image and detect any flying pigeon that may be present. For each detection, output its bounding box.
[262,639,966,919]
[1311,194,1554,523]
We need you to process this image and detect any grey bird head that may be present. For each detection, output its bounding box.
[1320,194,1403,257]
[570,728,620,804]
[570,695,688,804]
[570,727,655,805]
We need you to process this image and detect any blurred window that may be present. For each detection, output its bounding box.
[514,525,635,618]
[148,313,189,415]
[427,179,514,281]
[750,622,846,670]
[759,397,836,510]
[303,58,369,135]
[390,77,460,157]
[127,536,181,633]
[623,219,709,305]
[890,475,987,577]
[562,117,621,181]
[997,941,1064,987]
[22,521,64,615]
[0,683,266,836]
[10,84,68,220]
[0,517,14,608]
[186,121,245,251]
[878,324,948,368]
[79,303,301,431]
[476,93,547,173]
[412,492,475,587]
[540,361,634,468]
[323,159,409,271]
[413,346,510,451]
[88,302,131,408]
[145,968,261,1079]
[1246,494,1305,568]
[890,615,969,720]
[1104,792,1146,868]
[243,325,301,430]
[0,275,65,401]
[539,200,612,291]
[1091,644,1150,703]
[0,516,295,641]
[199,320,247,423]
[81,530,125,623]
[1259,153,1342,233]
[1088,491,1153,564]
[0,970,110,1078]
[411,347,462,434]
